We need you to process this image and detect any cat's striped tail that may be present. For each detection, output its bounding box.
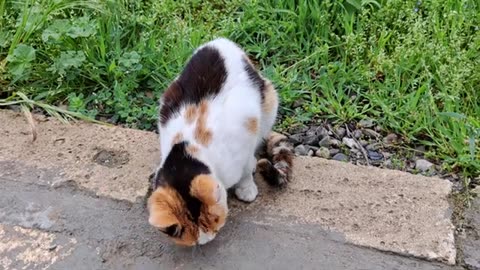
[255,131,294,187]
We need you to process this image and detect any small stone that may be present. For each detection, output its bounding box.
[315,147,330,159]
[374,125,383,132]
[359,140,368,147]
[383,133,398,145]
[334,127,346,138]
[415,159,434,172]
[303,133,319,146]
[367,150,384,161]
[383,159,392,168]
[358,118,375,128]
[363,129,381,138]
[353,130,362,139]
[382,152,392,159]
[295,145,309,156]
[329,148,340,156]
[289,134,305,145]
[332,153,348,162]
[366,143,382,151]
[330,139,341,147]
[307,149,314,156]
[342,137,358,149]
[289,125,309,134]
[318,136,331,147]
[315,127,329,138]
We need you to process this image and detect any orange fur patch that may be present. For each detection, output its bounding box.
[172,132,183,146]
[190,174,218,205]
[262,80,278,114]
[190,175,227,234]
[194,101,213,146]
[184,105,198,124]
[148,186,198,246]
[245,117,258,134]
[186,144,199,156]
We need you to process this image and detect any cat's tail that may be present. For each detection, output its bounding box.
[255,131,294,187]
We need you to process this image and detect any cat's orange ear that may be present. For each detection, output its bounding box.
[190,174,221,205]
[147,187,180,228]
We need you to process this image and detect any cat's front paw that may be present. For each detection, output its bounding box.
[235,182,258,202]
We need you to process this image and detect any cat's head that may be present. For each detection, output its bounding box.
[147,142,228,246]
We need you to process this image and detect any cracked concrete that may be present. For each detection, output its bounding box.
[0,109,463,269]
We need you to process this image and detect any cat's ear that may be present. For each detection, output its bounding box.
[190,174,221,205]
[147,188,180,228]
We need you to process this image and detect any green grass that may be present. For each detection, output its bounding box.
[0,0,479,180]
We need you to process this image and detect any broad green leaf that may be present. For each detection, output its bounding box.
[119,51,141,68]
[6,44,36,63]
[0,31,11,48]
[47,51,86,76]
[66,17,96,38]
[42,19,70,42]
[7,62,30,78]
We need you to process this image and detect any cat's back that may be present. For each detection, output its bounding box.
[158,38,264,166]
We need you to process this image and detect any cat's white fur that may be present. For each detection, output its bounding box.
[158,38,278,203]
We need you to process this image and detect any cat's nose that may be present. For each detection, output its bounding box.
[197,231,216,245]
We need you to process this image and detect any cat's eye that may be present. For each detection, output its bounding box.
[160,224,183,238]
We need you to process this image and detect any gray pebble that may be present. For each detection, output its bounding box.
[307,149,314,156]
[366,143,382,151]
[290,125,309,134]
[318,136,331,147]
[367,150,384,161]
[332,153,349,162]
[358,118,375,128]
[363,128,381,138]
[315,147,330,159]
[329,148,340,156]
[303,133,319,146]
[316,127,329,138]
[342,137,358,149]
[353,129,362,139]
[295,145,309,156]
[415,159,434,172]
[330,139,341,147]
[289,134,304,145]
[383,133,398,145]
[334,127,346,138]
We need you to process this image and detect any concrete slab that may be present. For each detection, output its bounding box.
[0,174,461,270]
[0,109,457,266]
[0,109,159,202]
[461,187,480,270]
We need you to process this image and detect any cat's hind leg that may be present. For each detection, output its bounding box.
[256,80,294,187]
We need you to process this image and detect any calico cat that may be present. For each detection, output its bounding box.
[147,38,294,246]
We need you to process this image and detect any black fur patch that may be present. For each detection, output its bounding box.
[256,159,284,186]
[159,46,227,125]
[156,142,210,222]
[242,57,265,102]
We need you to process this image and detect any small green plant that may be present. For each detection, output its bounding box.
[0,0,478,180]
